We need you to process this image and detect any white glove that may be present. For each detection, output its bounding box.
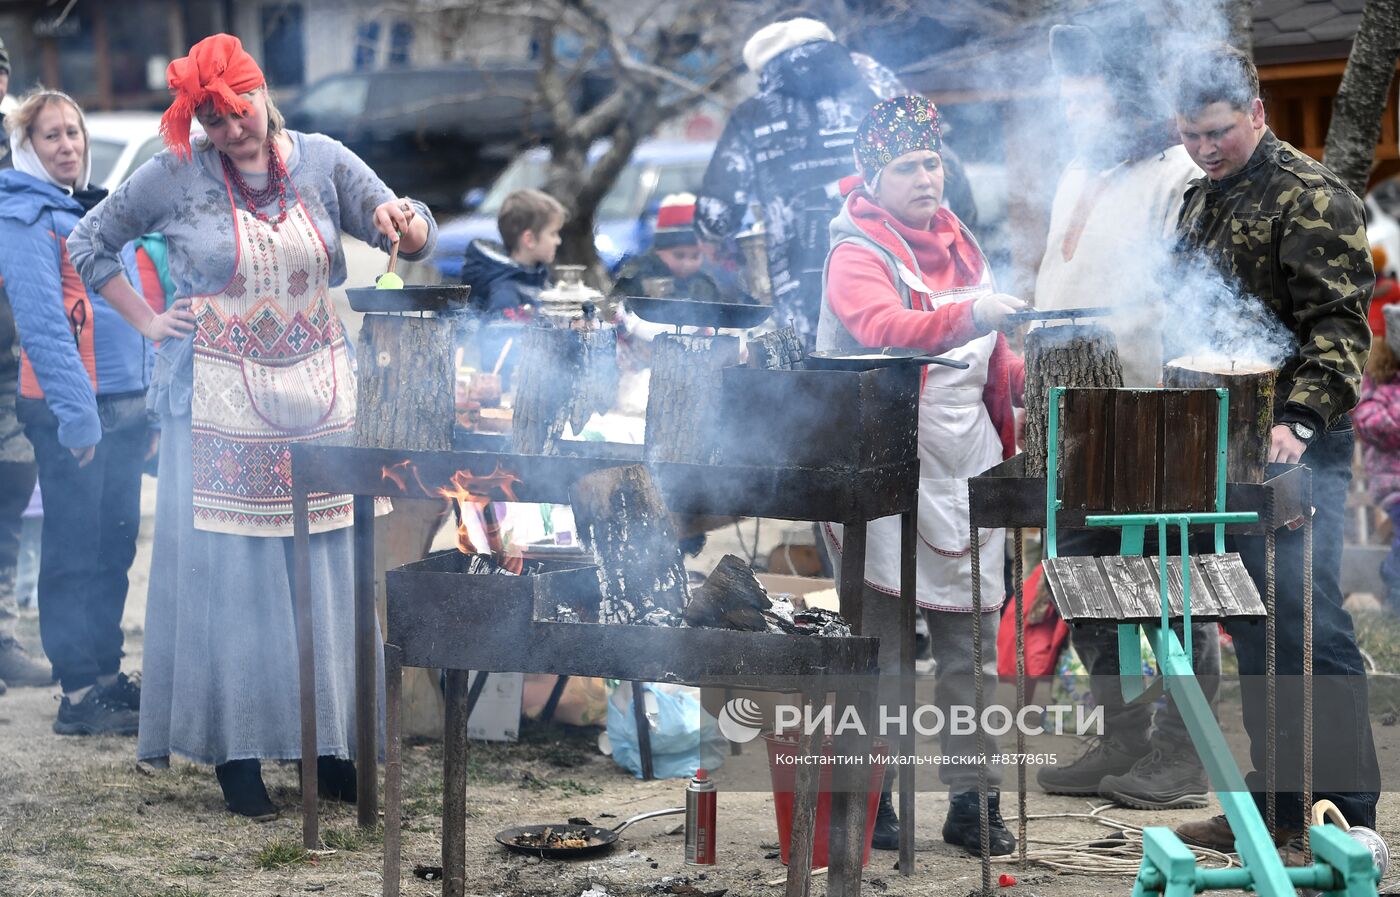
[971,293,1027,333]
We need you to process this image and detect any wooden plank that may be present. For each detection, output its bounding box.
[1110,391,1159,512]
[1160,390,1218,512]
[1061,389,1114,510]
[1044,553,1264,622]
[1100,555,1151,619]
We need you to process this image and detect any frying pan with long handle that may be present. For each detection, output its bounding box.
[495,806,685,859]
[804,347,972,372]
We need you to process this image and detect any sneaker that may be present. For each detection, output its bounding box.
[0,636,53,687]
[1175,814,1299,853]
[870,790,899,850]
[215,759,278,821]
[1098,745,1208,810]
[1036,735,1145,795]
[943,789,1016,857]
[102,671,140,711]
[53,689,140,736]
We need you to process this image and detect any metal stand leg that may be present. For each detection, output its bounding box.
[354,496,378,829]
[443,669,470,897]
[898,510,916,875]
[970,511,990,895]
[382,644,403,897]
[539,676,570,724]
[632,682,655,781]
[1013,528,1026,868]
[465,671,489,719]
[784,689,823,897]
[828,683,876,897]
[292,478,319,850]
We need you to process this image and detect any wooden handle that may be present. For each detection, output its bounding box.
[387,237,401,275]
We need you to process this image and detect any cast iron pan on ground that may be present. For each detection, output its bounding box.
[804,347,972,372]
[344,284,472,314]
[495,807,685,859]
[624,295,774,330]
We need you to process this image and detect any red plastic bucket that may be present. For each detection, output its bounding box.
[765,733,887,868]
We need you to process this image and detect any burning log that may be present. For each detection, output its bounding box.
[684,554,772,631]
[1023,324,1124,477]
[569,465,689,625]
[1163,355,1277,484]
[747,327,805,371]
[511,322,619,455]
[355,316,455,451]
[645,334,741,463]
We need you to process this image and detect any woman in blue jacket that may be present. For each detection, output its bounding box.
[0,90,148,737]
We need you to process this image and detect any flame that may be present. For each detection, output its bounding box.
[435,465,525,573]
[380,459,432,496]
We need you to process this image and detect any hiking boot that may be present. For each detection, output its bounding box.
[317,756,357,804]
[102,671,140,711]
[1036,735,1145,795]
[53,689,140,736]
[1175,814,1299,853]
[1098,745,1208,810]
[943,789,1016,857]
[870,790,899,850]
[0,635,53,687]
[216,759,278,821]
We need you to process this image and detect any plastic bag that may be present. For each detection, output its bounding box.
[604,682,726,779]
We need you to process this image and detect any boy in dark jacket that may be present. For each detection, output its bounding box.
[460,188,565,316]
[612,194,724,302]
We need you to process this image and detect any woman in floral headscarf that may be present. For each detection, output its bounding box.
[817,95,1025,857]
[67,34,436,818]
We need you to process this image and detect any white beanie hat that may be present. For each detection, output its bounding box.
[742,18,836,74]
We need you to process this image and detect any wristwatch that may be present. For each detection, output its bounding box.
[1285,420,1316,444]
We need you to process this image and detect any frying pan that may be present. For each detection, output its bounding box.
[345,284,473,314]
[624,295,774,330]
[804,347,972,372]
[1003,306,1115,326]
[495,806,685,859]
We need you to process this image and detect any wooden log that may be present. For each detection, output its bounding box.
[684,554,772,631]
[355,315,455,451]
[1023,324,1124,477]
[748,326,805,370]
[1163,356,1277,484]
[573,326,619,433]
[513,323,620,455]
[645,333,740,463]
[569,465,689,624]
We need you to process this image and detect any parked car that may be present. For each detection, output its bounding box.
[86,112,182,191]
[432,139,716,280]
[281,64,611,210]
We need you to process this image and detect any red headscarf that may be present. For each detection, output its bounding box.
[160,34,265,160]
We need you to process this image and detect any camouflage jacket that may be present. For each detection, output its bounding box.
[1175,130,1373,429]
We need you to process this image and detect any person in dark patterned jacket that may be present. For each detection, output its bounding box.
[695,19,880,347]
[1169,43,1379,852]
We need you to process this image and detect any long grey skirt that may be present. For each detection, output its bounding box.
[137,413,382,766]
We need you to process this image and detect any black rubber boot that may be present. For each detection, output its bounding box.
[870,789,899,850]
[942,789,1016,857]
[215,759,278,821]
[317,756,358,804]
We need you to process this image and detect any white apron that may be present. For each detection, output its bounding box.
[824,286,1007,612]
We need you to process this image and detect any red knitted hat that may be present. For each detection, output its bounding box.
[161,34,266,160]
[653,193,698,249]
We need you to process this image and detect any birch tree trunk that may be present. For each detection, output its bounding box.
[1323,0,1400,197]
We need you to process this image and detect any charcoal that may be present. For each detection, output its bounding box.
[792,608,852,637]
[684,555,770,631]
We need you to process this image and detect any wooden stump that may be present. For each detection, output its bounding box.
[570,465,689,624]
[748,327,805,370]
[684,554,771,631]
[512,323,619,455]
[355,315,455,451]
[1164,357,1277,484]
[645,334,740,463]
[1023,324,1124,477]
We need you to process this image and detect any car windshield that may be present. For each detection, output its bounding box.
[478,157,651,220]
[88,138,125,186]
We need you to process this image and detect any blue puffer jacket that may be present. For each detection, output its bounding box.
[460,239,551,314]
[0,169,150,449]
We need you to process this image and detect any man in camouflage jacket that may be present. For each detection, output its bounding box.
[1170,44,1380,850]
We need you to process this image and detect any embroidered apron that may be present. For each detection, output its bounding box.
[190,180,357,536]
[825,271,1006,612]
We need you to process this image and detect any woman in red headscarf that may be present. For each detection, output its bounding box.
[68,34,436,818]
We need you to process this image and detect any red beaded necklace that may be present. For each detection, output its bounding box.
[221,139,289,229]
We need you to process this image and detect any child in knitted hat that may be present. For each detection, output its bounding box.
[1355,301,1400,613]
[611,193,723,302]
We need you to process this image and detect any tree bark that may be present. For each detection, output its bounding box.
[1323,0,1400,196]
[354,315,456,451]
[1023,325,1124,478]
[570,464,689,625]
[644,333,740,463]
[511,322,618,455]
[1163,359,1276,484]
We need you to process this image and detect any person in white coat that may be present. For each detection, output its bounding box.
[1031,21,1220,812]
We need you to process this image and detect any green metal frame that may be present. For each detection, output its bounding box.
[1042,387,1378,897]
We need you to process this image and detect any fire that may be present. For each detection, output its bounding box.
[436,465,525,573]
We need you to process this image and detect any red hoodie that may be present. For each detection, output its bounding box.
[825,181,1026,458]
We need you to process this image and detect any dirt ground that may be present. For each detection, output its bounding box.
[2,243,1398,895]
